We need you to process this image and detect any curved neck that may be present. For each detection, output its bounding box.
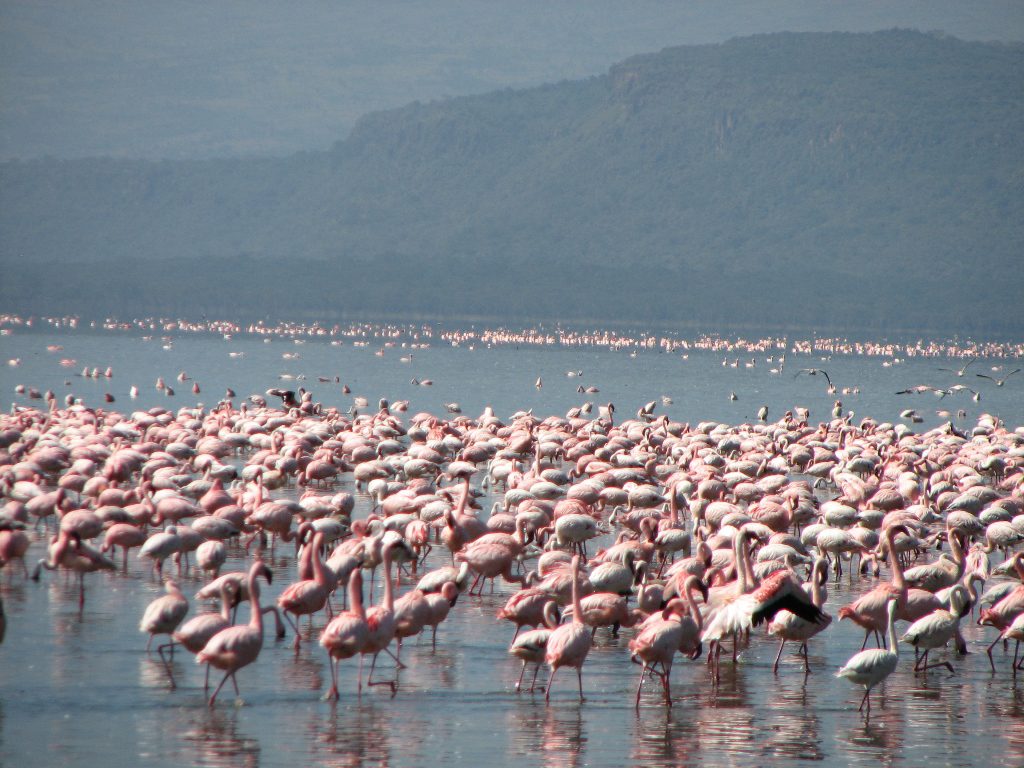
[886,530,907,592]
[218,583,234,621]
[948,530,964,569]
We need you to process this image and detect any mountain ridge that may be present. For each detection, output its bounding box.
[2,30,1022,333]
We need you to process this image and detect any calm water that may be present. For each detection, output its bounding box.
[2,328,1024,768]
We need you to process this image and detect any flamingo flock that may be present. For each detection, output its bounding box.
[1,382,1023,725]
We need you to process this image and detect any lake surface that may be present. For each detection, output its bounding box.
[2,323,1023,768]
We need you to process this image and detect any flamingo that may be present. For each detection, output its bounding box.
[900,584,968,674]
[837,598,900,720]
[360,537,408,694]
[837,524,939,649]
[277,530,333,649]
[508,600,560,693]
[196,559,273,707]
[320,569,370,701]
[32,530,115,608]
[139,578,189,684]
[767,556,833,675]
[422,582,460,648]
[629,575,707,707]
[173,578,240,692]
[544,554,593,702]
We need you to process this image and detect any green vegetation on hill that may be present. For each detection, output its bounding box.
[2,31,1022,333]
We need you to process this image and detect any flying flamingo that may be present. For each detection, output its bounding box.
[837,597,900,720]
[320,569,370,701]
[544,554,593,702]
[196,559,273,707]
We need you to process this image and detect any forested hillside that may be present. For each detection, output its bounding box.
[2,31,1021,333]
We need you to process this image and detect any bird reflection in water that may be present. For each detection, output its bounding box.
[182,710,261,768]
[306,704,393,767]
[630,703,699,766]
[507,702,586,768]
[279,648,325,695]
[762,678,825,761]
[842,700,905,759]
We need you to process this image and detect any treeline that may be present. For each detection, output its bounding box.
[2,31,1022,334]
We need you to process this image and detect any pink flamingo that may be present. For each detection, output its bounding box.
[101,523,147,572]
[360,538,406,694]
[509,600,560,693]
[196,559,273,707]
[978,552,1024,671]
[32,530,115,608]
[277,530,335,649]
[139,578,189,671]
[173,578,240,692]
[498,587,562,642]
[838,524,939,649]
[544,554,593,702]
[320,570,370,701]
[455,537,527,595]
[768,556,833,674]
[422,582,460,648]
[629,575,707,707]
[0,528,31,577]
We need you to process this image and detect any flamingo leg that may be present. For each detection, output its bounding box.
[530,662,542,693]
[576,667,584,701]
[208,669,232,707]
[773,639,786,673]
[635,664,648,708]
[545,667,557,703]
[515,660,527,691]
[986,636,1000,672]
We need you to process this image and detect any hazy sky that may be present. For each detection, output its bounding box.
[3,1,1023,159]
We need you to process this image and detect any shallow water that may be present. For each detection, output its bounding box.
[2,327,1024,768]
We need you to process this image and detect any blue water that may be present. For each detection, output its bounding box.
[1,324,1023,768]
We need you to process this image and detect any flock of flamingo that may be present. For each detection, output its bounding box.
[2,376,1023,721]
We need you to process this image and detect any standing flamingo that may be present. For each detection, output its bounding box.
[277,530,332,649]
[173,578,240,692]
[544,554,593,702]
[837,597,900,720]
[767,556,833,675]
[360,538,408,694]
[320,569,369,701]
[196,559,273,707]
[629,575,707,707]
[509,600,560,693]
[139,578,189,684]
